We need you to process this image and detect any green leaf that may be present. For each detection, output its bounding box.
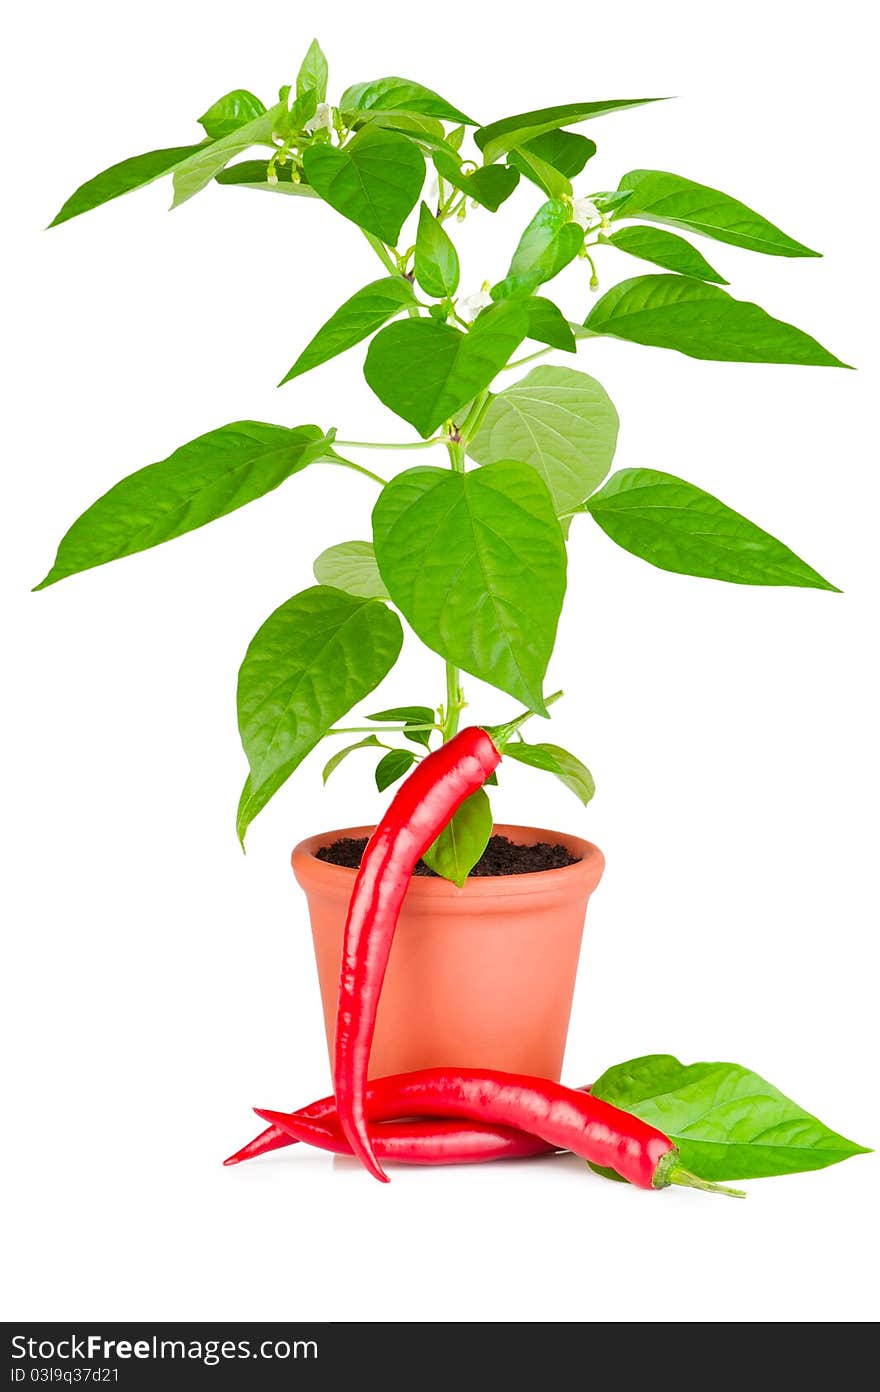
[286,88,319,134]
[586,468,838,590]
[421,788,493,886]
[340,76,475,126]
[236,587,403,839]
[353,112,449,149]
[615,169,819,257]
[414,202,460,299]
[198,89,266,140]
[367,704,434,748]
[35,423,338,589]
[523,298,576,352]
[432,150,520,211]
[313,540,389,599]
[492,199,583,299]
[49,144,206,226]
[476,99,661,164]
[215,160,319,196]
[585,274,850,367]
[372,460,566,710]
[509,130,595,195]
[322,735,382,784]
[297,38,329,104]
[171,103,286,207]
[592,1055,869,1181]
[503,741,595,805]
[469,366,619,516]
[280,276,415,384]
[364,302,528,437]
[600,226,727,283]
[375,748,417,791]
[303,128,425,245]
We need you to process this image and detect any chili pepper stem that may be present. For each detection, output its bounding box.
[489,690,564,749]
[668,1168,746,1199]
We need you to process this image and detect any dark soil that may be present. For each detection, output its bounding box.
[316,834,579,878]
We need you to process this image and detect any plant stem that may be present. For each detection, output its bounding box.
[331,459,387,485]
[489,689,564,747]
[502,347,552,371]
[335,438,444,451]
[327,724,439,736]
[361,230,399,276]
[441,438,468,741]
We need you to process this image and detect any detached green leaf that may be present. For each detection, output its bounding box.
[422,789,493,886]
[414,202,460,298]
[616,169,819,257]
[524,298,576,352]
[340,76,475,126]
[313,541,389,599]
[509,130,596,195]
[236,587,403,839]
[375,748,417,791]
[504,741,595,805]
[215,160,318,196]
[35,423,338,588]
[322,735,382,783]
[585,274,850,367]
[367,704,434,748]
[592,1054,869,1180]
[297,38,329,103]
[49,144,206,226]
[587,468,838,590]
[364,302,528,437]
[171,103,286,207]
[469,366,619,515]
[372,460,566,710]
[492,199,583,299]
[432,150,520,211]
[198,89,266,140]
[600,226,727,283]
[280,276,415,384]
[476,99,661,164]
[304,128,425,245]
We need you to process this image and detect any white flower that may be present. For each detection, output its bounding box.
[458,288,493,321]
[570,197,600,228]
[305,102,333,134]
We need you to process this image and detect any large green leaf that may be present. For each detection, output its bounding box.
[303,128,425,244]
[585,274,849,366]
[476,99,660,164]
[340,76,475,125]
[503,741,595,805]
[509,130,596,195]
[280,276,415,384]
[469,366,618,515]
[523,298,576,352]
[586,468,838,589]
[372,461,566,709]
[236,587,403,839]
[171,103,286,207]
[215,160,319,196]
[421,788,493,886]
[600,226,727,283]
[615,169,819,257]
[198,89,266,140]
[313,541,389,599]
[492,200,583,299]
[592,1055,868,1181]
[35,423,337,589]
[297,38,329,103]
[414,202,460,299]
[50,144,206,226]
[364,303,528,437]
[432,150,520,211]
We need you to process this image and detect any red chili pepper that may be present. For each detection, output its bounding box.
[255,1111,554,1165]
[333,727,501,1181]
[263,1068,744,1194]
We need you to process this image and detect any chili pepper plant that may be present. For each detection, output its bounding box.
[39,40,848,880]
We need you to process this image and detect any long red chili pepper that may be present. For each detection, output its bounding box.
[333,727,502,1181]
[255,1111,554,1165]
[262,1068,744,1194]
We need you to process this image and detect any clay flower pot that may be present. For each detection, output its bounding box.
[292,823,604,1082]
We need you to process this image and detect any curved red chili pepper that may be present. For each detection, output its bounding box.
[255,1112,554,1164]
[262,1068,743,1194]
[333,727,501,1181]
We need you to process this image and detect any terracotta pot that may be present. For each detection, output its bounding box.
[292,823,604,1082]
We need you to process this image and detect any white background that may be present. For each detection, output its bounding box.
[3,0,877,1324]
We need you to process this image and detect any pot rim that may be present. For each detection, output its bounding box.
[291,822,605,901]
